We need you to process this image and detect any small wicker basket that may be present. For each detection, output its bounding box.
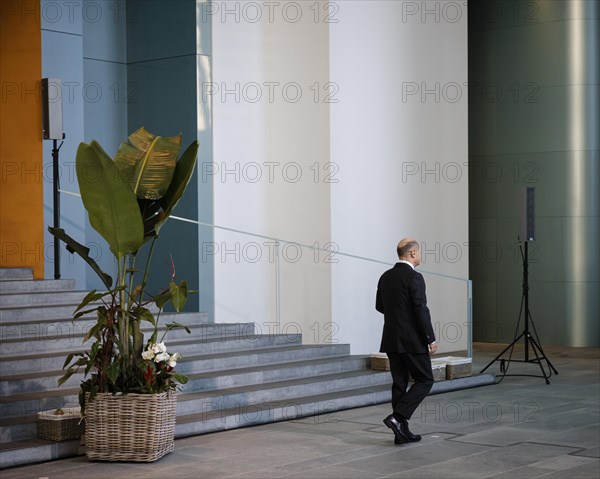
[84,391,177,462]
[430,360,447,381]
[369,353,390,371]
[38,407,83,441]
[443,356,472,379]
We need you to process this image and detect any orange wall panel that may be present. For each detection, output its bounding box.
[0,1,44,278]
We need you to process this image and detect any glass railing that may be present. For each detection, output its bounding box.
[56,189,473,357]
[177,216,473,357]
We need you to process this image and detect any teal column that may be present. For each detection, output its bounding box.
[126,0,213,317]
[469,0,599,347]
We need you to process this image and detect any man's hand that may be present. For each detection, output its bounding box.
[428,342,438,355]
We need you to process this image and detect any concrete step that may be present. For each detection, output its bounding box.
[0,331,302,356]
[176,382,392,437]
[177,369,391,415]
[0,269,33,281]
[0,299,167,323]
[0,322,256,374]
[0,303,92,323]
[1,413,50,444]
[175,343,351,374]
[176,373,497,437]
[1,386,80,423]
[0,319,251,342]
[0,310,210,330]
[0,385,80,443]
[0,291,90,308]
[0,438,82,470]
[0,279,76,294]
[0,351,362,396]
[182,355,371,393]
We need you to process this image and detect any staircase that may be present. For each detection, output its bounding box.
[0,268,393,469]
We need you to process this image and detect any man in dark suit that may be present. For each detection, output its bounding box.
[376,238,437,444]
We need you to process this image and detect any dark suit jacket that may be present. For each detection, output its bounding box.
[376,262,436,354]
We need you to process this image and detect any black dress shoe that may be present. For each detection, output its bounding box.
[383,414,408,444]
[398,416,421,442]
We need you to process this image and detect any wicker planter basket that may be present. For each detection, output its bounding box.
[85,391,177,462]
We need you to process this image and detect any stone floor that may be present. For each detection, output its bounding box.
[2,343,599,479]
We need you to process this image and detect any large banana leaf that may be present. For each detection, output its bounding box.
[114,127,181,200]
[77,141,144,257]
[138,198,162,242]
[156,141,199,233]
[48,227,113,289]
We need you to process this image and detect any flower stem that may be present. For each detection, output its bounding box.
[141,236,158,301]
[118,254,130,378]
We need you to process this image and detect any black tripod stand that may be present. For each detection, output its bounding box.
[480,239,558,384]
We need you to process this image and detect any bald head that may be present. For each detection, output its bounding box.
[397,238,421,266]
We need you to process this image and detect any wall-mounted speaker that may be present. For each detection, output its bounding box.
[520,186,535,242]
[41,78,63,140]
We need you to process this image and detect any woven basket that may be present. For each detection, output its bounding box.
[435,356,472,379]
[430,360,447,382]
[38,407,83,441]
[85,391,177,462]
[370,353,390,371]
[446,358,472,379]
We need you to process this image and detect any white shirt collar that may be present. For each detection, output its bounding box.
[398,260,415,270]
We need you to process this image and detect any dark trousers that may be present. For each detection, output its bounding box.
[386,352,434,420]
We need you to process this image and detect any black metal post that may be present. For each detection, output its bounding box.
[480,237,558,384]
[52,139,60,279]
[523,241,529,362]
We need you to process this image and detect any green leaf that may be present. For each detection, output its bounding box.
[173,372,188,384]
[165,321,191,335]
[114,127,181,200]
[74,307,102,321]
[136,199,162,243]
[169,280,188,312]
[82,316,106,344]
[74,289,114,313]
[154,290,171,310]
[107,361,120,384]
[58,367,77,386]
[48,227,112,289]
[73,357,88,367]
[133,307,156,326]
[62,353,76,369]
[76,141,144,257]
[156,141,199,233]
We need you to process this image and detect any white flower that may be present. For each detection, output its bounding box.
[167,353,181,368]
[155,352,170,362]
[141,350,154,360]
[151,342,167,354]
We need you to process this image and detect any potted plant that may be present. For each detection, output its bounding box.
[50,127,199,462]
